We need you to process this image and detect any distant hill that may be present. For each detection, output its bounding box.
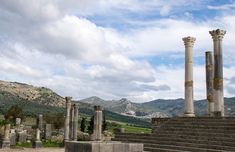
[0,80,150,128]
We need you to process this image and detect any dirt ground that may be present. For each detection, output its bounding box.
[0,148,64,152]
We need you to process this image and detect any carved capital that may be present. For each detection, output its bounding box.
[209,29,226,41]
[182,36,196,47]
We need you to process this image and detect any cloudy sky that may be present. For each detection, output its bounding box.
[0,0,235,102]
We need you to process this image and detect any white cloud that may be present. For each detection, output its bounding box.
[0,0,235,103]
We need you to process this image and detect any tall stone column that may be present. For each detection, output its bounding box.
[93,105,103,141]
[205,51,214,116]
[1,124,11,148]
[69,105,74,140]
[209,29,226,117]
[183,36,196,117]
[73,103,79,141]
[64,96,72,142]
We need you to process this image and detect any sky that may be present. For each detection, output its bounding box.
[0,0,235,102]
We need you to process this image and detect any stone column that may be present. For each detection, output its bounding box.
[1,124,11,148]
[38,114,43,131]
[183,36,196,117]
[73,103,79,141]
[93,105,103,141]
[205,51,214,116]
[209,29,226,117]
[69,105,74,140]
[64,96,72,142]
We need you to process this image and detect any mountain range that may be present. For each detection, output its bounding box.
[1,80,235,120]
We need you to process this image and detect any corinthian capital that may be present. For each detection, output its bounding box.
[209,29,226,41]
[182,36,196,47]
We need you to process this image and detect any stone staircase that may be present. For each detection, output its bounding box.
[112,117,235,152]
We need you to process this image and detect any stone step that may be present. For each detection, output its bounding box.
[153,126,235,131]
[113,136,235,147]
[144,143,229,152]
[144,146,189,152]
[153,122,235,127]
[112,138,235,151]
[153,128,235,134]
[114,133,235,142]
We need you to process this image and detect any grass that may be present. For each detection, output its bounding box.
[42,140,63,147]
[120,124,152,133]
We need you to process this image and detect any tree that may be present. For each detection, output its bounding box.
[102,114,107,132]
[80,117,86,132]
[4,105,24,123]
[87,116,94,134]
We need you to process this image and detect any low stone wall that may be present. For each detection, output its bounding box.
[65,141,143,152]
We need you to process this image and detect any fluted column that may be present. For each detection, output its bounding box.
[205,51,214,116]
[93,105,103,141]
[64,96,72,142]
[183,36,196,117]
[73,103,79,141]
[209,29,226,117]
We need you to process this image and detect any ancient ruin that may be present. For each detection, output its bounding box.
[183,36,196,117]
[64,96,79,142]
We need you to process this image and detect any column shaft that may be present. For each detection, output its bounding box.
[64,97,72,141]
[209,29,226,117]
[205,51,214,116]
[93,106,103,141]
[183,36,196,117]
[73,104,79,141]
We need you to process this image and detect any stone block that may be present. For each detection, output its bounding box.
[10,132,16,146]
[18,131,27,143]
[65,141,143,152]
[45,124,52,140]
[1,140,10,149]
[33,140,42,148]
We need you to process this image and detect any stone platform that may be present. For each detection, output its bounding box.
[65,141,143,152]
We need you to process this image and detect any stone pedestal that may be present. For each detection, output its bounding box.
[183,36,196,117]
[209,29,226,117]
[65,141,143,152]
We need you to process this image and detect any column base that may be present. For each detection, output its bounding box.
[184,113,195,117]
[1,140,10,149]
[214,111,222,117]
[33,141,42,148]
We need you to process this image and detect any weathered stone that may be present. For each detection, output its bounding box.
[73,103,79,141]
[205,51,214,116]
[18,131,27,143]
[91,106,103,141]
[45,124,52,140]
[209,29,226,117]
[33,128,42,148]
[10,130,16,146]
[65,141,144,152]
[1,124,11,149]
[64,96,72,142]
[183,36,196,117]
[37,114,43,131]
[15,118,21,127]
